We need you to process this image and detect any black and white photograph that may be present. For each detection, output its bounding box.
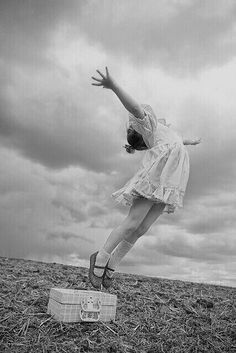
[0,1,235,352]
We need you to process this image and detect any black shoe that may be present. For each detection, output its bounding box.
[89,252,106,289]
[102,266,115,289]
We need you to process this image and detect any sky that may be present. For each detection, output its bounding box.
[0,0,236,287]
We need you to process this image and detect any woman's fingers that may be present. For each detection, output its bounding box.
[193,138,201,145]
[91,76,102,82]
[96,69,105,79]
[91,75,103,86]
[92,68,110,88]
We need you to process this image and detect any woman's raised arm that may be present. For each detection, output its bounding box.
[92,67,144,119]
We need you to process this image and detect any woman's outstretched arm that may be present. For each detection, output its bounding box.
[91,67,144,119]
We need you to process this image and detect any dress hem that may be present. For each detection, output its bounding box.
[111,182,185,214]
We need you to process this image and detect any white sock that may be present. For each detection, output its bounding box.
[106,239,134,277]
[94,248,111,276]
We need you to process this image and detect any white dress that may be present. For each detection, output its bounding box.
[111,104,190,213]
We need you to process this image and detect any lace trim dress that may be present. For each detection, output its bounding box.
[111,104,190,214]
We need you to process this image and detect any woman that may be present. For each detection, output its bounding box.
[89,67,201,290]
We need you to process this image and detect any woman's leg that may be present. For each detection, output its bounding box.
[126,202,166,243]
[94,197,154,276]
[104,197,155,253]
[106,202,165,277]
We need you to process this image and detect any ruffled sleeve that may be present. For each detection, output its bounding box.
[128,104,157,139]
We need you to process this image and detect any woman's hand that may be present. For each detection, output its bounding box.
[191,138,201,145]
[183,138,202,145]
[91,67,115,90]
[92,67,143,119]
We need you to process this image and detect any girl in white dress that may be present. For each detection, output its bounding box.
[89,67,201,289]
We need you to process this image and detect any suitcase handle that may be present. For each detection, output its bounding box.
[80,296,102,322]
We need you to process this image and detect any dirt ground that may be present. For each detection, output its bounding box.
[0,256,235,352]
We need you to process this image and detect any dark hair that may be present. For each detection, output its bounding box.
[126,127,148,153]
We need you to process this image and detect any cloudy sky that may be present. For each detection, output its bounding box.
[1,0,236,287]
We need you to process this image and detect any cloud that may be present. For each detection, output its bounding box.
[46,167,125,229]
[184,206,236,235]
[177,94,236,201]
[46,231,92,243]
[118,230,236,286]
[0,66,143,179]
[0,0,80,68]
[86,202,107,217]
[2,1,236,77]
[0,147,112,262]
[78,0,236,74]
[1,0,236,287]
[155,232,236,263]
[51,199,87,223]
[0,148,57,259]
[0,89,121,172]
[0,1,129,173]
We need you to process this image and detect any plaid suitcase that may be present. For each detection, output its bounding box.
[47,288,117,322]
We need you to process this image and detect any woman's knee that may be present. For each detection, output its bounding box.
[124,223,149,243]
[122,217,142,235]
[135,224,149,238]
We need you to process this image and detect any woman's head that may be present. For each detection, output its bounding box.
[126,126,148,153]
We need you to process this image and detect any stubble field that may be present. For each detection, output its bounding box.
[0,256,235,353]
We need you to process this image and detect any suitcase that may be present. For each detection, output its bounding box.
[47,288,117,322]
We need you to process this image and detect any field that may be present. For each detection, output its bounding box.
[0,256,235,353]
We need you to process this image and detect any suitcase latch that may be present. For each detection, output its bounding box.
[80,295,102,322]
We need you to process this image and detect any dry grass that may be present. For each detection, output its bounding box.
[0,256,235,353]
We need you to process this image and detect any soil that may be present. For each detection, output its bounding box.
[0,256,235,353]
